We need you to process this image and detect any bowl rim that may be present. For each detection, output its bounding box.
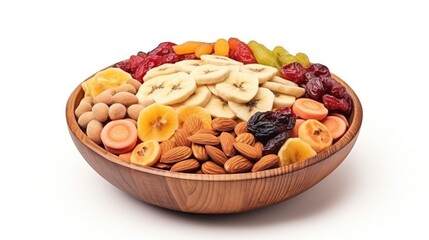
[66,68,363,182]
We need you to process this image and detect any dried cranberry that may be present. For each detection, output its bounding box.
[137,51,147,58]
[133,55,164,82]
[147,42,176,56]
[162,52,180,64]
[280,62,306,84]
[305,78,325,101]
[306,63,331,77]
[262,132,290,155]
[128,55,146,73]
[114,59,131,72]
[322,94,351,114]
[230,41,257,64]
[248,109,296,142]
[180,53,198,60]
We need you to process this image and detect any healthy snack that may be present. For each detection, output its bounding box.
[278,138,317,166]
[76,38,352,174]
[298,119,333,153]
[130,140,161,167]
[321,115,347,141]
[137,104,178,142]
[100,119,138,155]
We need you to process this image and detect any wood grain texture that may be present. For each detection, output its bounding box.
[66,73,362,214]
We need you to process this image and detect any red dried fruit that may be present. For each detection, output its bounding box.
[133,55,164,82]
[162,52,180,63]
[322,94,351,114]
[114,59,131,72]
[230,41,257,64]
[147,42,176,56]
[306,63,331,77]
[180,53,198,60]
[305,77,325,101]
[280,62,306,84]
[129,55,146,73]
[137,51,147,58]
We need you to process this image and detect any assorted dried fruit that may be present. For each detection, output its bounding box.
[75,37,353,174]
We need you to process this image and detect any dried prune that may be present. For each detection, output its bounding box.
[262,131,290,155]
[248,109,296,142]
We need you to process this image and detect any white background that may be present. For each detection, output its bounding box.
[1,0,428,239]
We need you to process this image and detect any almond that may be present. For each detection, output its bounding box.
[233,143,262,161]
[160,140,176,156]
[170,159,200,172]
[195,128,219,136]
[219,132,236,157]
[187,134,220,145]
[201,161,227,174]
[234,121,248,135]
[160,146,192,163]
[224,155,253,173]
[235,133,255,146]
[253,141,264,154]
[205,145,228,166]
[211,117,237,132]
[153,162,173,170]
[252,154,279,172]
[174,129,191,147]
[182,116,203,135]
[191,143,208,161]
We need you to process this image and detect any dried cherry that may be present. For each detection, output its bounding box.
[262,131,290,155]
[279,62,306,84]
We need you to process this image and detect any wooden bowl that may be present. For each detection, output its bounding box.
[66,71,362,214]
